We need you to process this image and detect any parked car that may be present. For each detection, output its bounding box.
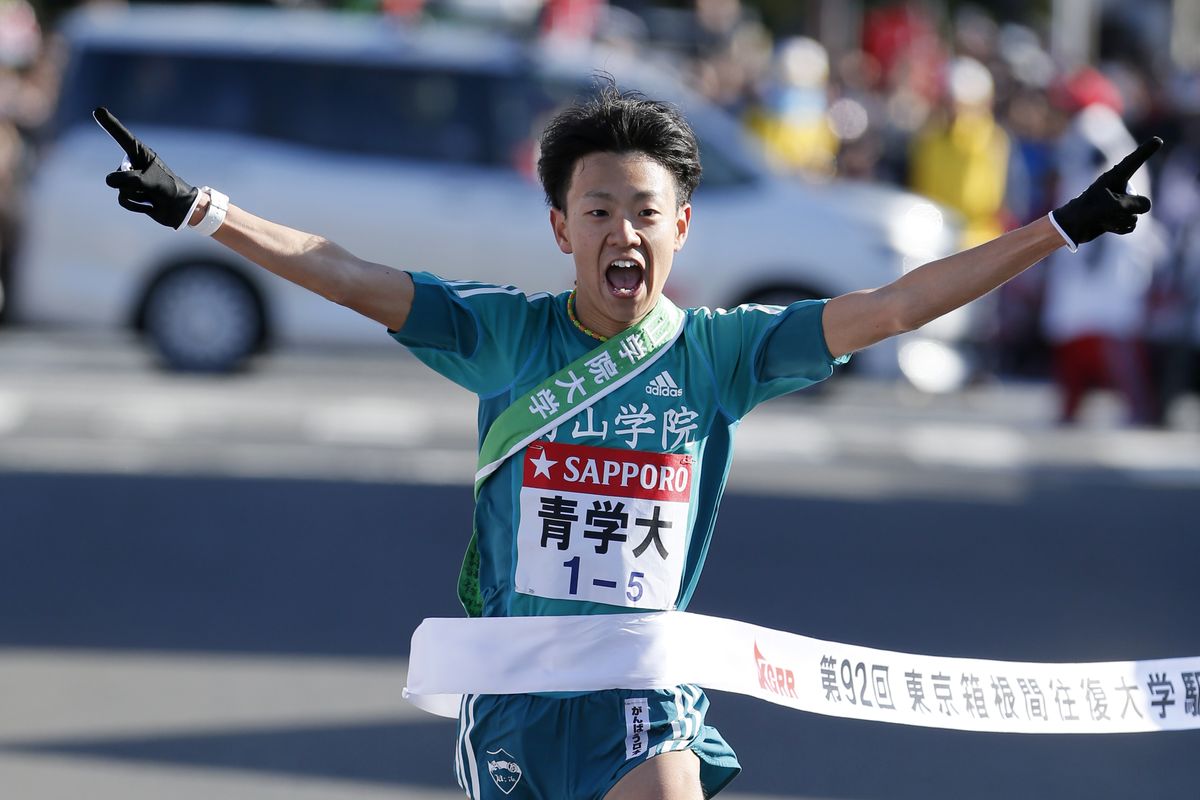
[12,3,975,390]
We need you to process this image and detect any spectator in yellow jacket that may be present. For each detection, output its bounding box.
[744,37,839,178]
[910,56,1011,247]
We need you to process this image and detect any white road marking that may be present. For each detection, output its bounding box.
[0,390,28,434]
[730,415,839,462]
[1095,429,1200,471]
[903,424,1028,469]
[1,336,1197,493]
[302,398,424,445]
[95,397,187,439]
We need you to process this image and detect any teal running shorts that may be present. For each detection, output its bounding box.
[454,685,740,799]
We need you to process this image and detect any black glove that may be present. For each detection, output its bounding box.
[1050,137,1162,248]
[94,106,199,230]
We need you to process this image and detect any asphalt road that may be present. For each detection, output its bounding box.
[1,331,1198,798]
[1,473,1197,799]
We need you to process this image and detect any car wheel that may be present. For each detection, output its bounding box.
[141,264,264,372]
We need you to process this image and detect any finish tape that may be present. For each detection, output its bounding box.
[403,611,1200,733]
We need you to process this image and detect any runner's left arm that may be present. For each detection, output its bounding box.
[820,137,1162,360]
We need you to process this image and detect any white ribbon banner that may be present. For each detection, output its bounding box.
[403,611,1200,734]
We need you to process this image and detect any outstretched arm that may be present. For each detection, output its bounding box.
[822,137,1162,359]
[94,107,414,331]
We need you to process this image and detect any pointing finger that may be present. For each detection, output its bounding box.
[1105,137,1163,187]
[93,106,145,163]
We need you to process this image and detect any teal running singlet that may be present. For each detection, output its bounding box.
[392,271,847,620]
[391,272,847,799]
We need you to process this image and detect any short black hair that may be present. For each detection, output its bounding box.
[537,78,702,212]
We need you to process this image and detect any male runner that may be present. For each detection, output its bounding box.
[95,82,1158,799]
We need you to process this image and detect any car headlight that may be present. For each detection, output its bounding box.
[889,201,947,267]
[898,338,970,394]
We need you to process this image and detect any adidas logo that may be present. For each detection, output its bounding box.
[646,370,683,397]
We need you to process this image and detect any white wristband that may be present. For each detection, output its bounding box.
[193,187,229,237]
[1047,210,1079,253]
[177,190,204,231]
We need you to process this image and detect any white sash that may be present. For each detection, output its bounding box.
[403,611,1200,734]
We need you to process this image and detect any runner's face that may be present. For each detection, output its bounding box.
[551,151,690,338]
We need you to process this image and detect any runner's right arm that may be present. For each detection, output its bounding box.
[94,107,414,332]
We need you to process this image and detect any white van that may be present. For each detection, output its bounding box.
[13,4,976,390]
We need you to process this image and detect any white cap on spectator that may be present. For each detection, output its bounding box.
[774,36,829,89]
[947,56,994,106]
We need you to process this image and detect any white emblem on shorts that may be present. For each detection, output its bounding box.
[645,370,683,397]
[486,748,523,795]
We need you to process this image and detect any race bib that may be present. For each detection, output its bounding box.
[514,440,692,609]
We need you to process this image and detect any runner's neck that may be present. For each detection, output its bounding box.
[569,290,655,341]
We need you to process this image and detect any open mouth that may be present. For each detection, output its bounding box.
[605,259,644,298]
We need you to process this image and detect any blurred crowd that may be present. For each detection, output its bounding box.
[1,0,1198,426]
[588,0,1200,427]
[0,0,58,324]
